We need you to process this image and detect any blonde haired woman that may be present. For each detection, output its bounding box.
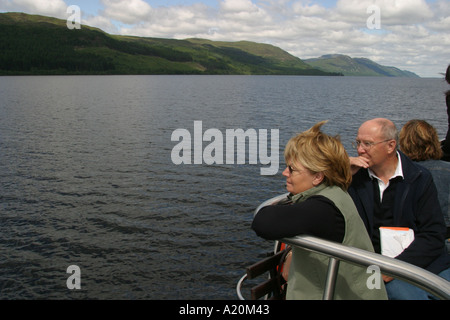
[252,121,387,300]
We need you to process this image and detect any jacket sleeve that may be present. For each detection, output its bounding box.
[251,196,345,243]
[395,173,447,269]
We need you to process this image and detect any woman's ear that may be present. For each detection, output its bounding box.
[312,172,324,186]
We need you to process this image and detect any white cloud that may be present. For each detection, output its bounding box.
[120,3,213,38]
[335,0,434,25]
[0,0,68,18]
[428,16,450,32]
[83,14,119,34]
[101,0,152,24]
[218,0,272,27]
[219,0,257,13]
[292,3,328,17]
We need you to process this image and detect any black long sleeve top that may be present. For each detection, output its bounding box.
[251,195,346,243]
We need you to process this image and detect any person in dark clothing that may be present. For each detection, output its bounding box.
[441,64,450,161]
[348,118,450,300]
[399,119,450,238]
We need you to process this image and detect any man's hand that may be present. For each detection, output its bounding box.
[349,156,370,175]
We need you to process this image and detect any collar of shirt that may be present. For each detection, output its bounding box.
[368,151,404,201]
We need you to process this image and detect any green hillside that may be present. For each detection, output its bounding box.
[304,54,419,77]
[0,12,337,76]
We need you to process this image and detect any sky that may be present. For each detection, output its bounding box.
[1,0,449,77]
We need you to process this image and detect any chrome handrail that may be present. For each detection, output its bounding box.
[237,235,450,300]
[284,236,450,300]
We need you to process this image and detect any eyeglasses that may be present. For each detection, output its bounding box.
[287,164,308,175]
[352,139,391,150]
[287,165,297,174]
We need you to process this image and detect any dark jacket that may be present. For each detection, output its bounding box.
[348,151,450,274]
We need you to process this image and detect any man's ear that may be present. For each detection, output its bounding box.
[387,139,397,154]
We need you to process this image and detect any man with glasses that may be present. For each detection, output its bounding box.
[348,118,449,300]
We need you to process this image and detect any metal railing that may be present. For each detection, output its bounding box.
[237,235,450,300]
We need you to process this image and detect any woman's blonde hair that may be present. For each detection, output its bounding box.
[399,119,443,161]
[284,120,352,190]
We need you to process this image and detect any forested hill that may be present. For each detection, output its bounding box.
[304,54,419,78]
[0,12,338,76]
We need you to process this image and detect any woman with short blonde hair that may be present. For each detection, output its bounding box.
[284,120,352,191]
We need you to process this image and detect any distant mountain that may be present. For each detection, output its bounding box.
[0,12,337,76]
[304,54,419,77]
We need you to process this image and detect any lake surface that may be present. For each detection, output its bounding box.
[0,75,448,299]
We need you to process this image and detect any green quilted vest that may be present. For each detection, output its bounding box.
[286,184,388,300]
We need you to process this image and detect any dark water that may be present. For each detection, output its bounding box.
[0,75,448,299]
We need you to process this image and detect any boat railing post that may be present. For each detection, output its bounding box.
[323,257,340,300]
[283,235,450,300]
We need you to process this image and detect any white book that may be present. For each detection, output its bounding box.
[379,227,415,258]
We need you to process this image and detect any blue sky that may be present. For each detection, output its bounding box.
[70,0,219,15]
[69,0,338,16]
[1,0,449,77]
